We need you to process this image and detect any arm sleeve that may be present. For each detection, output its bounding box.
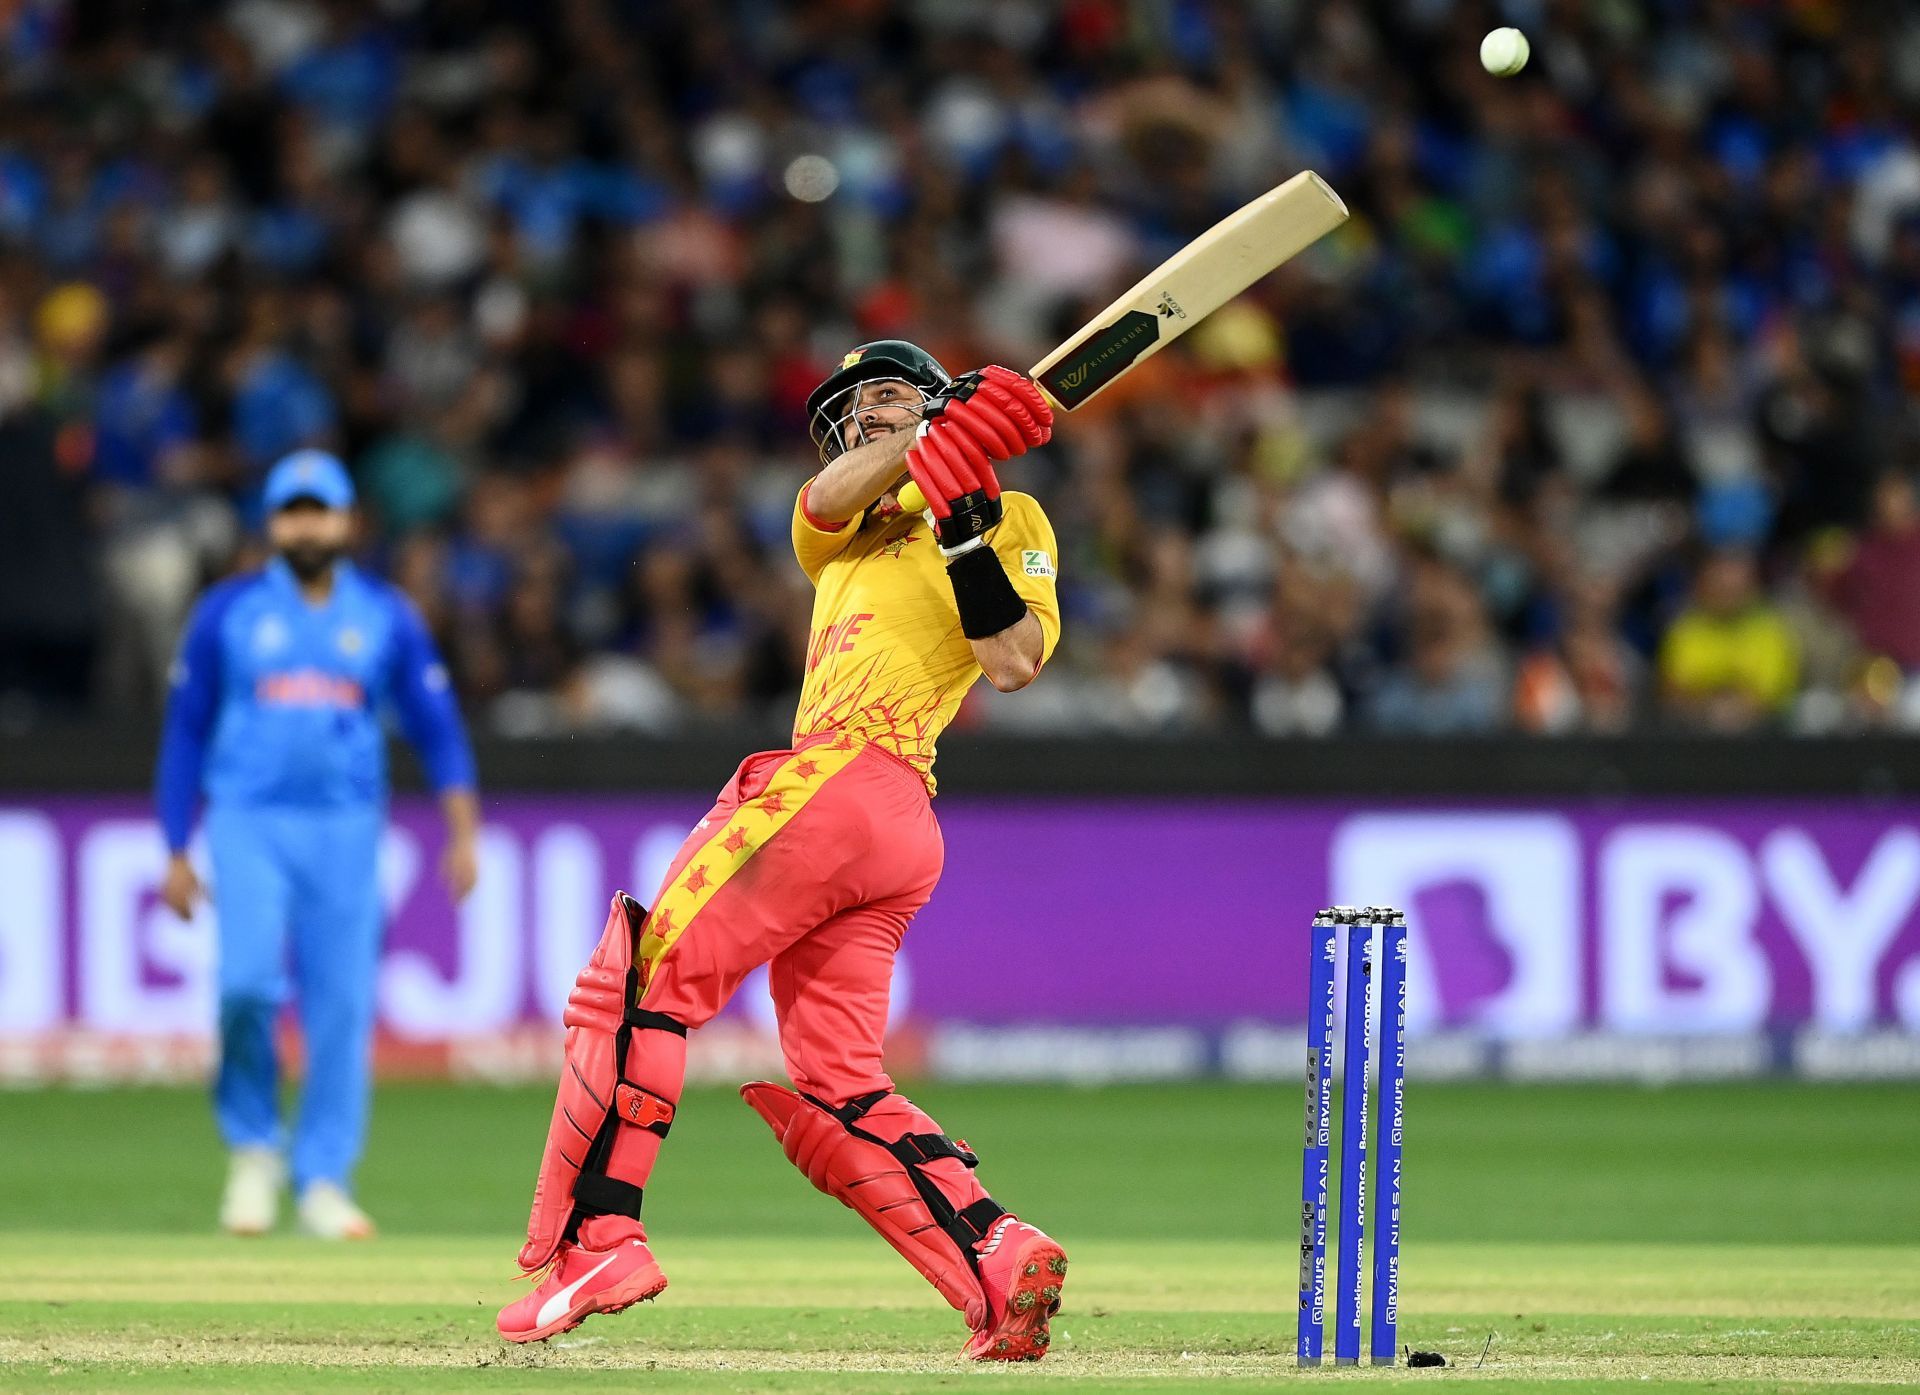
[153,596,226,852]
[988,493,1063,666]
[791,480,860,585]
[386,593,478,794]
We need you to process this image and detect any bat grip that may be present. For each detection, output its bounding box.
[1025,365,1063,413]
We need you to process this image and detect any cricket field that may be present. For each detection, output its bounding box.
[1,1080,1915,1393]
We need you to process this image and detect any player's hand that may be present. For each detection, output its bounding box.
[905,425,1003,557]
[920,366,1053,464]
[907,367,1052,557]
[442,835,478,903]
[159,853,201,921]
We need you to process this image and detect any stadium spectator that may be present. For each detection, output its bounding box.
[1659,549,1800,730]
[1829,471,1920,674]
[1367,555,1508,735]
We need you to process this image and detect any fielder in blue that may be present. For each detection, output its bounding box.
[155,450,479,1239]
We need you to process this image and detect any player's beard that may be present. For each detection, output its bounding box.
[279,541,343,583]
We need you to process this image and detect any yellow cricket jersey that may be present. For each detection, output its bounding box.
[791,484,1061,792]
[1659,605,1799,712]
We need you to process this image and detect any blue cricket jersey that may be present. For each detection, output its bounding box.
[155,558,476,851]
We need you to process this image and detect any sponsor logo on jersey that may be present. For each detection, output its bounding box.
[256,669,366,709]
[1021,550,1055,578]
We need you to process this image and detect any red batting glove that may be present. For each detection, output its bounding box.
[908,367,1053,557]
[919,365,1054,466]
[905,428,1001,556]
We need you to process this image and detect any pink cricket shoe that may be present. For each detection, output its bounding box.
[962,1217,1069,1361]
[497,1231,667,1344]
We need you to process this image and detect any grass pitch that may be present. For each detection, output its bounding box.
[1,1081,1916,1393]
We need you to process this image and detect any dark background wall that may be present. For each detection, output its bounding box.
[7,727,1919,798]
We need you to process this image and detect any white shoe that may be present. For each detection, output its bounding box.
[220,1147,283,1236]
[298,1181,376,1240]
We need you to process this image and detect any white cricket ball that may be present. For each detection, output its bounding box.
[1480,27,1529,77]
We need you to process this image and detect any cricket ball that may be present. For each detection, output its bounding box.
[1480,27,1529,78]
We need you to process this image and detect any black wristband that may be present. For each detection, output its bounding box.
[946,546,1029,639]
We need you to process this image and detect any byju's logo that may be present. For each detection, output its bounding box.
[1330,813,1582,1038]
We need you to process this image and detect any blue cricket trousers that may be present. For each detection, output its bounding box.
[206,802,384,1190]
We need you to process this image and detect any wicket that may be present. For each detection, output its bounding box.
[1298,906,1407,1368]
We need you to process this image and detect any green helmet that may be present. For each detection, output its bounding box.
[806,339,951,463]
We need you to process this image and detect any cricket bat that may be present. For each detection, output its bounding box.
[1030,169,1348,411]
[895,170,1346,515]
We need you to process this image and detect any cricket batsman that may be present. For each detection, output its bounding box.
[497,344,1068,1359]
[155,450,479,1239]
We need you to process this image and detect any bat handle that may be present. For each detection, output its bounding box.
[1027,367,1063,413]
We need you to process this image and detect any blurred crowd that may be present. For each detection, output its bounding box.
[6,0,1920,739]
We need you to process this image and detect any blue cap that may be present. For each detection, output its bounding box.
[263,450,355,513]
